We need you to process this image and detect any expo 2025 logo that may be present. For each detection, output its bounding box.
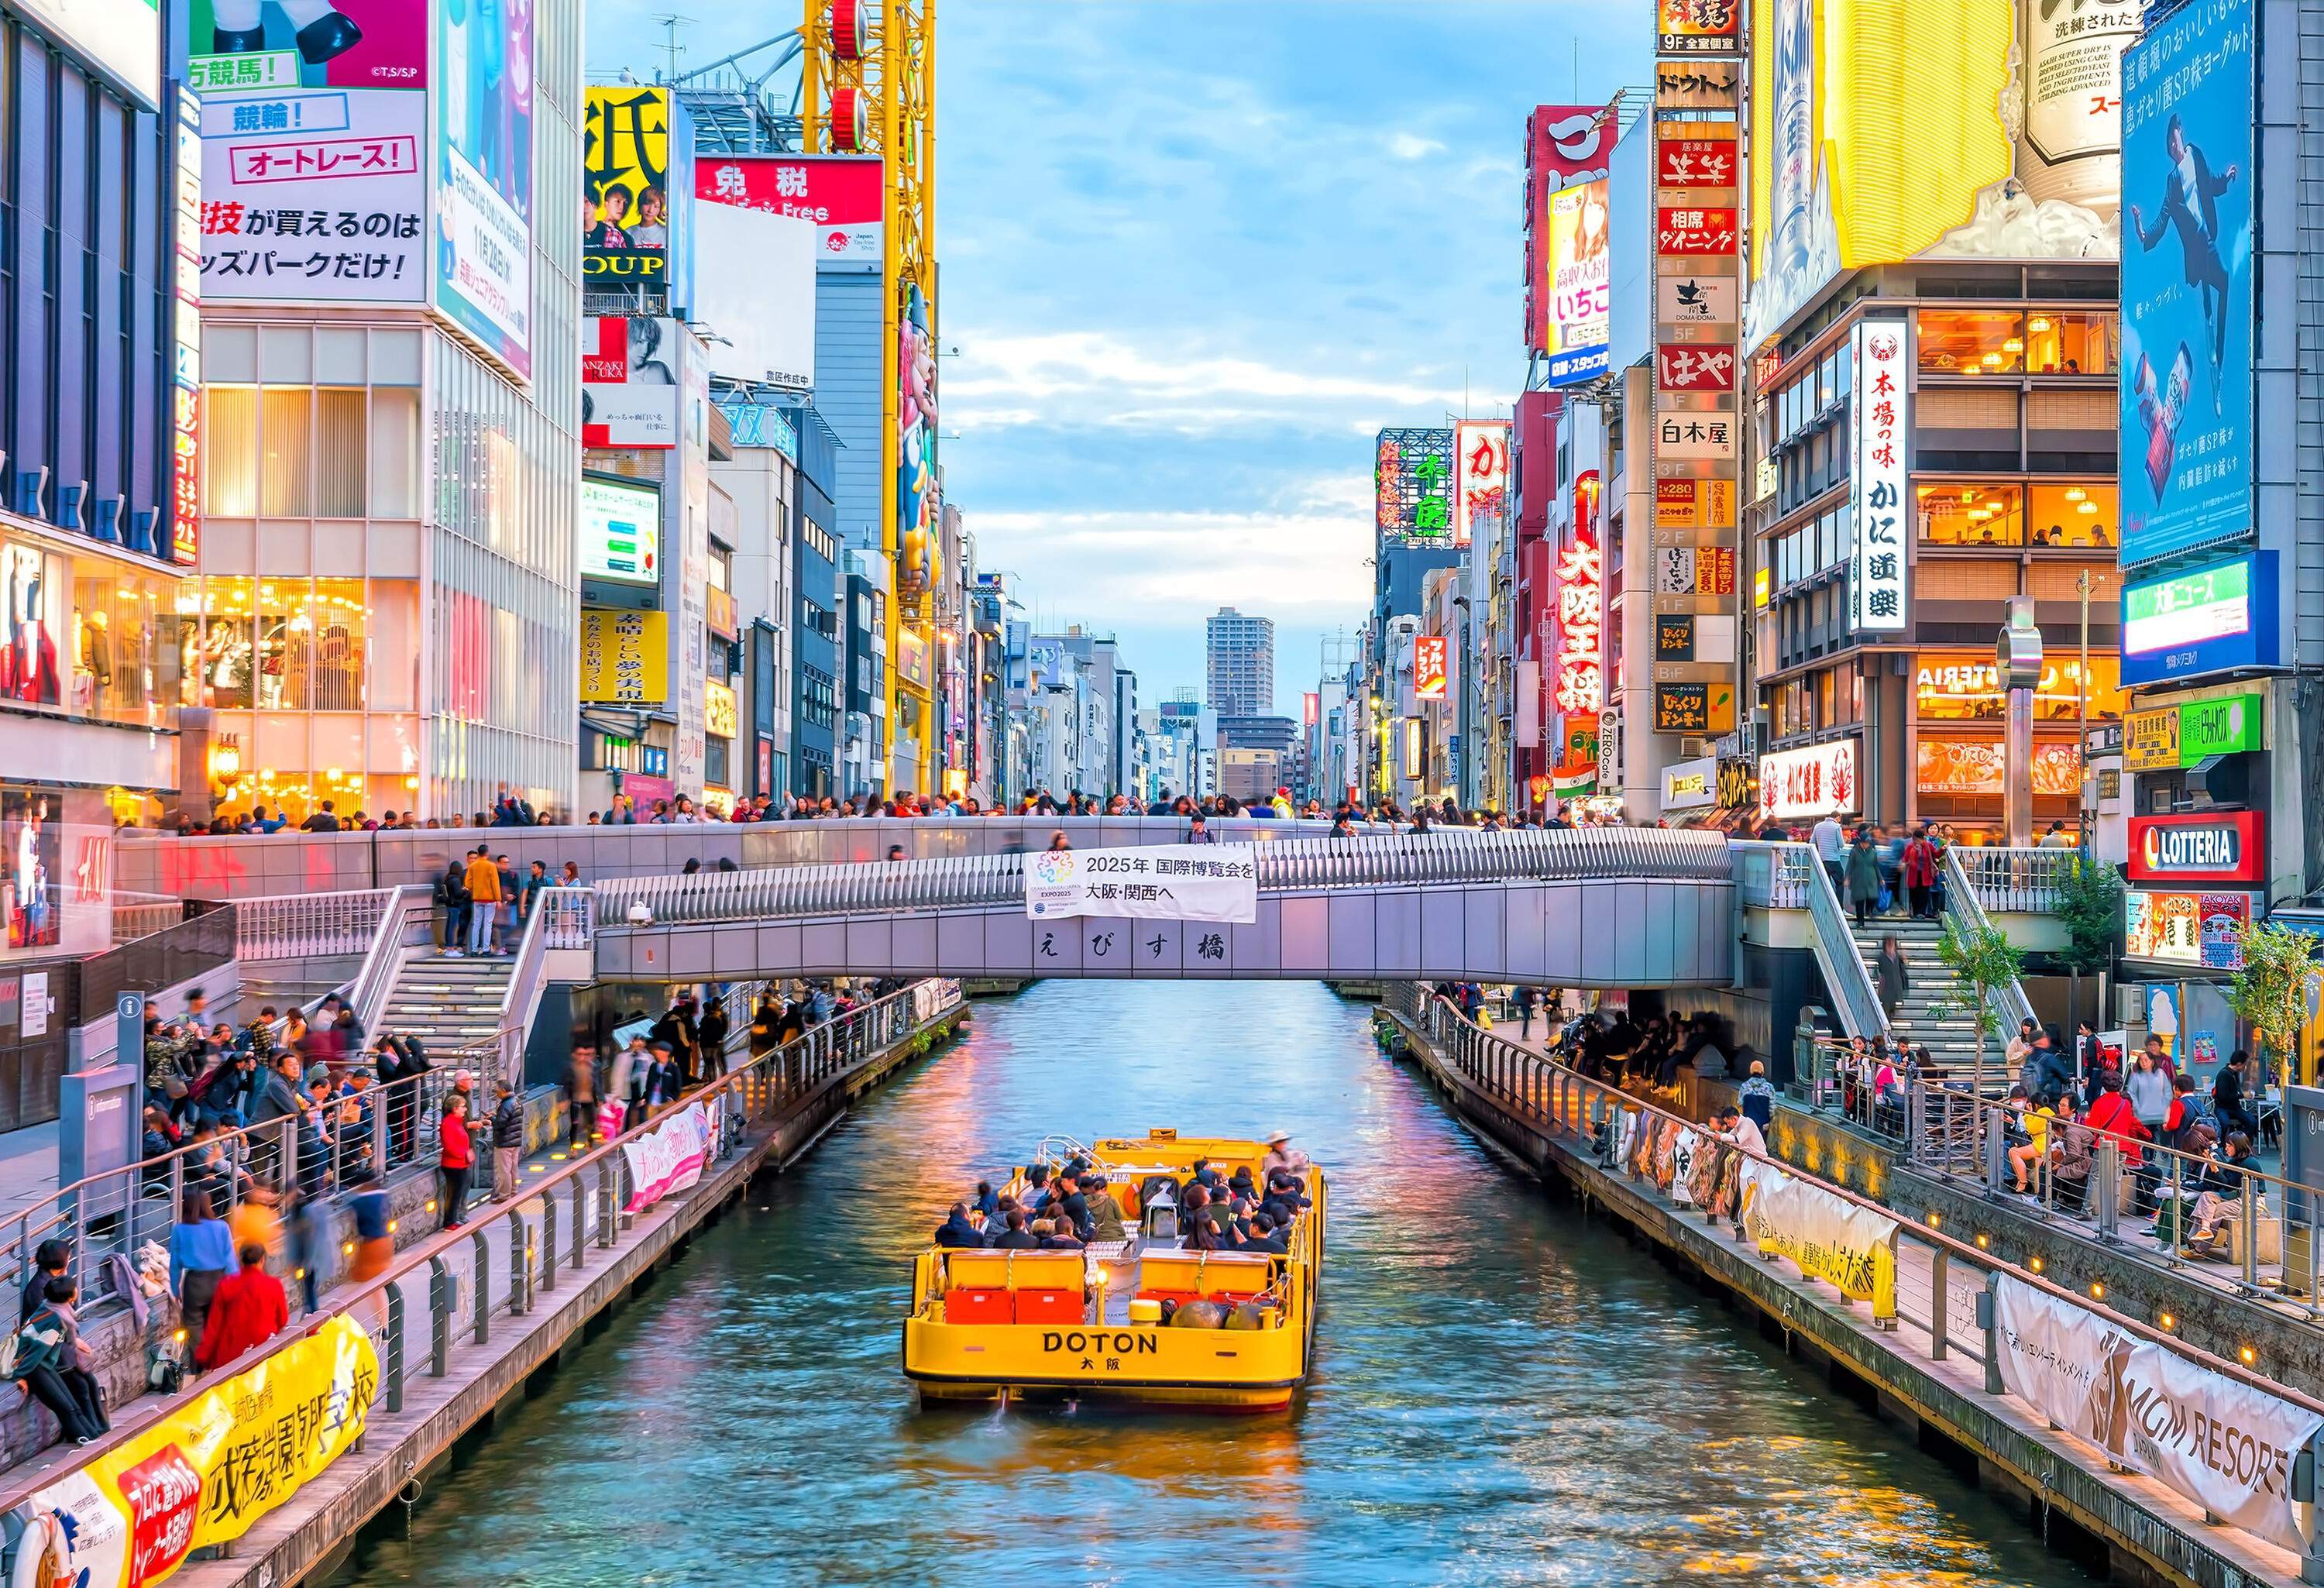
[1031,851,1075,886]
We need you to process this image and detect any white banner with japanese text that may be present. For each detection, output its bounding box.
[1993,1275,2323,1553]
[1024,844,1258,924]
[623,1099,717,1214]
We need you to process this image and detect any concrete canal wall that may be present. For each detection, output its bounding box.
[1381,1007,2309,1588]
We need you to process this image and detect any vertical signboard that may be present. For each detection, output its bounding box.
[1540,179,1613,383]
[2117,0,2255,569]
[1374,428,1456,546]
[171,85,202,565]
[1452,421,1511,551]
[434,0,533,379]
[1848,315,1910,631]
[1651,97,1740,742]
[1525,105,1617,356]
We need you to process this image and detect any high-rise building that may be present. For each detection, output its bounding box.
[194,1,584,823]
[1205,607,1275,717]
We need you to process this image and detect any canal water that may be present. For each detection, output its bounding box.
[332,981,2097,1588]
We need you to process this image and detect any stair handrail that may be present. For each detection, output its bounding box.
[348,886,434,1043]
[1772,840,1893,1045]
[487,887,590,1088]
[1940,843,2039,1043]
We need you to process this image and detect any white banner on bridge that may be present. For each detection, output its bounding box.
[1023,844,1258,924]
[1993,1274,2323,1554]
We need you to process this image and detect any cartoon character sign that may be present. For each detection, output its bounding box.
[896,284,937,605]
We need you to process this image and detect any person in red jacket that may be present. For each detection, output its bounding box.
[437,1091,473,1232]
[2082,1071,2149,1173]
[195,1244,287,1373]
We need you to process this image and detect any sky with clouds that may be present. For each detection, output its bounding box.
[593,0,1650,708]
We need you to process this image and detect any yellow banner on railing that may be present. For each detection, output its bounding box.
[19,1315,378,1588]
[1741,1164,1899,1321]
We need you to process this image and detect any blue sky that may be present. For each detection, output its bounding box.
[592,0,1650,707]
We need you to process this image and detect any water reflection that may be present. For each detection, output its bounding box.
[333,981,2095,1588]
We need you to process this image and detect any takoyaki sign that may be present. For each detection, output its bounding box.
[1024,845,1259,925]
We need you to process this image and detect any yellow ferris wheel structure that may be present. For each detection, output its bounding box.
[803,0,938,794]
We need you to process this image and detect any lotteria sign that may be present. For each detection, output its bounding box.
[2128,812,2266,885]
[2121,553,2278,685]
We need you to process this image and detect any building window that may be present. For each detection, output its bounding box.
[203,383,383,520]
[1917,309,2025,376]
[2026,482,2117,549]
[1917,483,2024,545]
[2024,312,2117,376]
[1914,651,2123,722]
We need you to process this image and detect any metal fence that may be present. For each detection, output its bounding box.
[1898,1078,2324,1304]
[1950,844,2075,915]
[1381,981,2324,1462]
[591,827,1737,929]
[0,977,965,1518]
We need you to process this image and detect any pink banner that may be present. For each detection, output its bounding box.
[622,1101,714,1214]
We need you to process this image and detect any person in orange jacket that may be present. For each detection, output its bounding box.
[462,844,504,956]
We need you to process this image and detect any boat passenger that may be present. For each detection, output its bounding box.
[1049,1175,1092,1239]
[933,1203,983,1249]
[1242,1212,1289,1255]
[1081,1175,1127,1242]
[1035,1218,1085,1251]
[992,1209,1039,1249]
[973,1181,999,1220]
[1261,1129,1309,1177]
[1181,1186,1226,1251]
[1023,1164,1053,1212]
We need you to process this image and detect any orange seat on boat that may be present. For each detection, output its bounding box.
[944,1288,1012,1325]
[1013,1288,1085,1325]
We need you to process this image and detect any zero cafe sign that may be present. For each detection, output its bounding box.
[2127,812,2266,885]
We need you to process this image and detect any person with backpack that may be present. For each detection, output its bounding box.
[435,858,470,955]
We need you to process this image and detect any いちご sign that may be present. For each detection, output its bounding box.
[22,1315,378,1588]
[1024,845,1257,925]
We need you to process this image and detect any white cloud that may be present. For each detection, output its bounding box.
[944,328,1461,436]
[1388,131,1446,160]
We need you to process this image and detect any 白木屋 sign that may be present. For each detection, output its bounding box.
[1024,845,1257,925]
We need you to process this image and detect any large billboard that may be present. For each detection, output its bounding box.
[196,88,427,305]
[434,0,533,379]
[583,85,695,304]
[2118,0,2254,570]
[696,154,885,265]
[691,201,815,388]
[1374,428,1455,546]
[1745,0,2137,348]
[1525,104,1616,352]
[579,474,660,587]
[2119,552,2278,686]
[582,318,679,449]
[1540,179,1611,384]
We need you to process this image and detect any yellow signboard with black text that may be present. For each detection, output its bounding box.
[580,609,669,705]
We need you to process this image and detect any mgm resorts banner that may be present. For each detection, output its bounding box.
[20,1315,377,1588]
[1741,1163,1898,1319]
[1024,845,1259,924]
[1994,1275,2324,1554]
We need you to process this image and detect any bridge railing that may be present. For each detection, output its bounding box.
[590,827,1736,928]
[1950,844,2075,914]
[1380,981,2324,1558]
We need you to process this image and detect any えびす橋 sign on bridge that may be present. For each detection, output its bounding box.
[1024,845,1258,924]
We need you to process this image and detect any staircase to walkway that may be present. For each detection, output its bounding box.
[1843,914,1999,1080]
[377,952,514,1057]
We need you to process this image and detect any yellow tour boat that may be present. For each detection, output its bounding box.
[902,1129,1325,1411]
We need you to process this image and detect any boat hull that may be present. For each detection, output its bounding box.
[902,1317,1306,1411]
